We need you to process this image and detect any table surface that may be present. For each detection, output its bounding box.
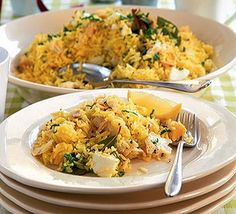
[1,0,236,213]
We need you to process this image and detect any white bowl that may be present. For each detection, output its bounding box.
[0,6,236,103]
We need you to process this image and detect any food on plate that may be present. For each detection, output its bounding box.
[31,91,192,177]
[16,8,214,89]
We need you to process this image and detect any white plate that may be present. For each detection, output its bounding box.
[1,160,236,210]
[1,174,236,214]
[0,6,236,102]
[0,89,236,194]
[1,196,29,214]
[197,189,236,214]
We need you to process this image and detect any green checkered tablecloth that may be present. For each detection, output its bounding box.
[1,0,236,213]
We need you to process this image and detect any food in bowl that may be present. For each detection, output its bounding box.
[15,8,214,89]
[31,91,192,177]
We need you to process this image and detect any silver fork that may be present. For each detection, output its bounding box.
[164,111,200,197]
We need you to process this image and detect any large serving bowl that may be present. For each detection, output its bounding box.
[1,6,236,103]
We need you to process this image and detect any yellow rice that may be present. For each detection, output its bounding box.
[32,92,190,177]
[16,8,214,89]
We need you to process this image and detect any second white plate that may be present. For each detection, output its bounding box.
[1,174,236,214]
[1,160,236,210]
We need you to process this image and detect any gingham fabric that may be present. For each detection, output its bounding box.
[1,0,236,213]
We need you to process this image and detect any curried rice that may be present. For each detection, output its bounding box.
[31,92,191,177]
[16,8,214,89]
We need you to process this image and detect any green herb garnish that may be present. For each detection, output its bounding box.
[81,14,103,22]
[48,34,53,41]
[63,26,72,33]
[86,103,96,109]
[120,14,133,21]
[111,151,121,160]
[63,153,91,175]
[122,110,138,116]
[98,135,118,150]
[143,27,157,39]
[153,53,160,61]
[50,124,60,133]
[118,170,125,177]
[47,34,60,41]
[151,138,159,145]
[64,153,74,162]
[157,16,181,46]
[149,109,155,118]
[160,128,171,135]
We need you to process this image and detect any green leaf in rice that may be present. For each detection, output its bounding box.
[157,16,181,46]
[122,109,138,116]
[149,109,155,118]
[160,128,171,135]
[64,153,74,162]
[81,14,103,22]
[63,26,72,33]
[153,53,160,61]
[98,135,118,149]
[111,151,121,160]
[151,138,159,145]
[118,170,125,177]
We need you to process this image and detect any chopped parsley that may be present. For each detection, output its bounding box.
[143,27,157,39]
[98,135,118,150]
[50,124,60,133]
[86,103,96,109]
[120,14,133,21]
[81,14,103,22]
[160,128,171,135]
[153,53,160,61]
[118,170,125,177]
[151,138,159,145]
[47,34,60,41]
[64,153,74,162]
[111,151,121,160]
[177,66,184,70]
[63,26,72,33]
[157,16,181,46]
[149,109,155,118]
[63,153,91,175]
[122,109,138,116]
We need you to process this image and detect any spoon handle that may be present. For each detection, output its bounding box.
[111,79,209,93]
[165,140,185,197]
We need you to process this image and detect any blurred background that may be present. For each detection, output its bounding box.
[0,0,235,26]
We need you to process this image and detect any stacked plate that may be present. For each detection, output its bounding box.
[1,89,236,214]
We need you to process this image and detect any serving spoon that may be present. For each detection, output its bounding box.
[58,63,211,93]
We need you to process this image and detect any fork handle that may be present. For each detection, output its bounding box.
[165,140,185,197]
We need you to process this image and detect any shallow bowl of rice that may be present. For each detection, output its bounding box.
[0,6,236,103]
